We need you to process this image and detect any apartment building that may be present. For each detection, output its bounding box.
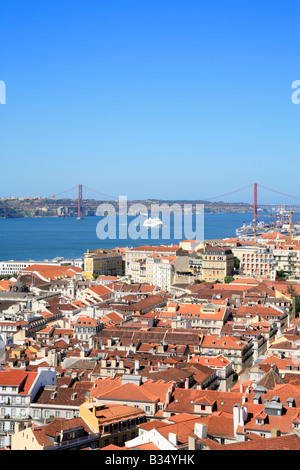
[0,261,33,277]
[199,334,253,373]
[170,301,230,334]
[79,401,146,448]
[73,315,103,341]
[11,416,99,450]
[188,355,234,392]
[0,259,83,277]
[232,246,274,278]
[272,246,300,280]
[151,255,190,291]
[125,245,182,283]
[83,249,123,280]
[0,367,56,447]
[125,245,190,286]
[29,385,90,423]
[91,375,174,417]
[201,245,234,282]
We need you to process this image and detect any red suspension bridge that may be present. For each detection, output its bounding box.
[56,182,300,220]
[1,183,300,220]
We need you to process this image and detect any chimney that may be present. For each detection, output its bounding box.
[188,435,197,450]
[233,404,248,435]
[240,406,248,426]
[134,359,140,374]
[194,423,207,439]
[271,428,281,438]
[168,432,178,446]
[165,386,173,406]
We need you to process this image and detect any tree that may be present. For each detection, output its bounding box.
[276,269,286,280]
[287,284,300,317]
[224,276,234,284]
[234,256,240,270]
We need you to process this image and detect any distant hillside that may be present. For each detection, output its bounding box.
[0,197,254,219]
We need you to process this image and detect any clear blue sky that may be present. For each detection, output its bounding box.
[1,0,300,204]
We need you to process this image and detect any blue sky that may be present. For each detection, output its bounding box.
[1,0,300,204]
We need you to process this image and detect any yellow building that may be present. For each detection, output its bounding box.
[84,249,123,280]
[79,400,146,448]
[201,245,234,283]
[11,401,146,450]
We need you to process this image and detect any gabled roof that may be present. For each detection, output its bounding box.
[32,417,94,448]
[166,388,243,414]
[20,264,82,281]
[215,433,300,450]
[91,377,173,404]
[0,370,38,394]
[257,367,286,390]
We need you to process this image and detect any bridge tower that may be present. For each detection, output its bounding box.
[77,184,83,220]
[253,182,257,222]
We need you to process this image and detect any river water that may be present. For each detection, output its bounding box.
[0,213,256,261]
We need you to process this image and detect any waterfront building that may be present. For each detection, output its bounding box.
[83,249,123,280]
[0,259,83,277]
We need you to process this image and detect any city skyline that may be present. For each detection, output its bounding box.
[2,1,300,453]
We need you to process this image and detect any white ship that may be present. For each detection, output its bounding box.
[236,220,271,236]
[143,217,163,227]
[236,222,255,236]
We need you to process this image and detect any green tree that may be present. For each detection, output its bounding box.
[224,276,234,284]
[287,284,300,317]
[276,269,286,280]
[234,256,240,270]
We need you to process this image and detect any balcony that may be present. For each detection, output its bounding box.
[1,414,31,421]
[44,433,100,450]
